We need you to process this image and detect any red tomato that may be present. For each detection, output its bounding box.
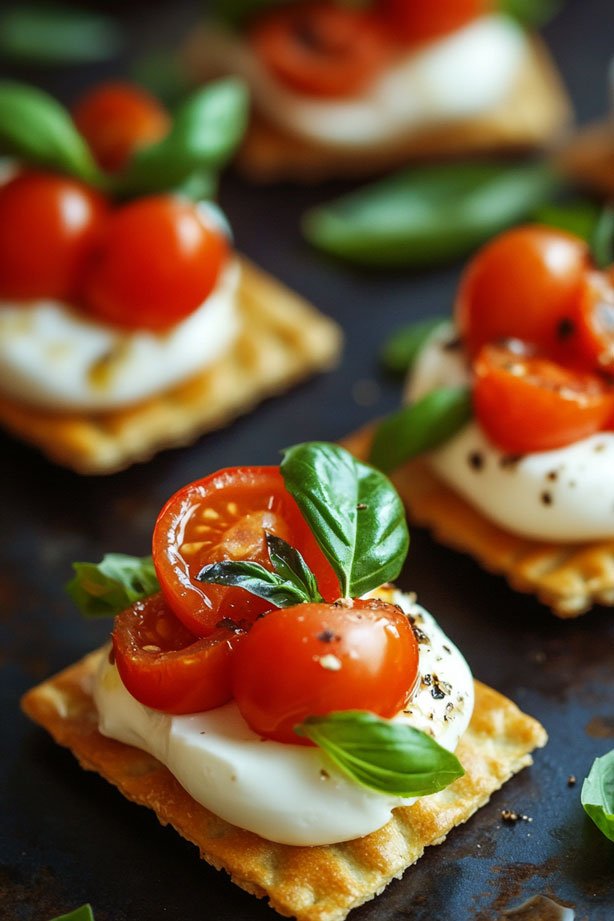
[378,0,491,46]
[81,196,228,330]
[569,272,614,373]
[0,171,108,301]
[456,226,590,359]
[232,599,419,744]
[72,82,170,172]
[248,2,393,97]
[473,343,614,454]
[112,593,244,714]
[152,466,340,637]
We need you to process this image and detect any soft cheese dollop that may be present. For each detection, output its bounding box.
[407,323,614,542]
[93,588,474,846]
[200,15,526,149]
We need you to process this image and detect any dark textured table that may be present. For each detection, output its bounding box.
[1,1,613,919]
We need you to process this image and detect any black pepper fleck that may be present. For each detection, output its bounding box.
[442,336,462,351]
[317,629,339,643]
[546,470,558,482]
[412,625,430,645]
[541,491,553,506]
[468,450,484,471]
[500,454,524,469]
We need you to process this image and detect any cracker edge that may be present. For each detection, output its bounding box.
[22,650,546,921]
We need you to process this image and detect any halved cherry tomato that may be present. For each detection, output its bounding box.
[248,2,393,98]
[473,343,614,454]
[377,0,491,46]
[152,467,340,637]
[569,271,614,373]
[112,593,244,714]
[456,226,590,359]
[0,171,108,301]
[81,195,228,330]
[72,82,170,172]
[232,598,419,744]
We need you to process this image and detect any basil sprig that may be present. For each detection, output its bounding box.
[536,200,614,269]
[281,442,408,598]
[0,82,102,185]
[66,553,159,618]
[370,387,473,474]
[49,906,94,921]
[302,162,558,268]
[197,533,323,608]
[500,0,564,28]
[590,206,614,271]
[381,317,449,375]
[581,750,614,842]
[295,711,464,797]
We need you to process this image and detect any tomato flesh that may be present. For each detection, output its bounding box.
[232,599,419,744]
[473,343,614,454]
[81,195,228,330]
[0,171,108,301]
[112,593,244,714]
[73,82,170,172]
[153,466,340,637]
[570,272,614,373]
[377,0,491,46]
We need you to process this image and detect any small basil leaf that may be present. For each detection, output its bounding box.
[0,81,101,184]
[533,200,601,242]
[281,442,409,598]
[370,387,473,474]
[500,0,563,28]
[590,207,614,271]
[266,532,324,603]
[211,0,293,28]
[302,162,558,267]
[49,906,94,921]
[197,559,310,608]
[0,7,122,65]
[295,711,464,798]
[114,78,248,198]
[131,50,190,106]
[381,318,448,375]
[581,750,614,842]
[66,554,159,618]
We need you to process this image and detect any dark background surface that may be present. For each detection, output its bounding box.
[1,1,613,919]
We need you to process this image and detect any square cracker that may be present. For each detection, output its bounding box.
[22,649,546,921]
[0,258,342,475]
[343,427,614,618]
[186,35,571,183]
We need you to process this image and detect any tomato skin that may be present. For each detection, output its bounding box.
[569,272,614,373]
[112,593,244,714]
[72,82,170,172]
[0,171,108,301]
[232,599,419,744]
[249,2,393,98]
[81,195,228,330]
[378,0,491,46]
[473,343,614,454]
[456,226,590,359]
[153,466,340,638]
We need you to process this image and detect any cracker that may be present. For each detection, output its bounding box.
[0,259,342,475]
[558,121,614,196]
[343,427,614,618]
[22,649,546,921]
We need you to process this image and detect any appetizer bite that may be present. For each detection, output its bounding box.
[0,81,341,473]
[23,442,546,921]
[364,225,614,616]
[185,0,571,182]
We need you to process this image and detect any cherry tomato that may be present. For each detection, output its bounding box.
[473,343,614,454]
[0,171,108,301]
[72,82,170,172]
[81,196,228,330]
[568,271,614,373]
[153,466,340,637]
[112,593,244,714]
[248,2,393,98]
[377,0,491,46]
[232,598,419,744]
[456,226,590,359]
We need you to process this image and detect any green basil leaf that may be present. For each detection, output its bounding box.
[302,162,558,267]
[66,554,159,618]
[500,0,564,28]
[381,318,448,375]
[0,6,122,65]
[131,50,190,107]
[197,559,311,608]
[114,78,248,198]
[0,81,101,184]
[581,750,614,842]
[49,904,94,921]
[533,200,601,242]
[211,0,291,28]
[281,442,409,598]
[590,207,614,271]
[370,387,473,474]
[266,533,324,602]
[295,711,464,797]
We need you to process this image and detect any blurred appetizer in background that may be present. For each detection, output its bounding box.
[185,0,572,182]
[0,80,341,474]
[354,222,614,616]
[22,442,546,921]
[560,58,614,197]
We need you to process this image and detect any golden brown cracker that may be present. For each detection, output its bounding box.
[22,649,546,921]
[0,259,342,475]
[559,121,614,196]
